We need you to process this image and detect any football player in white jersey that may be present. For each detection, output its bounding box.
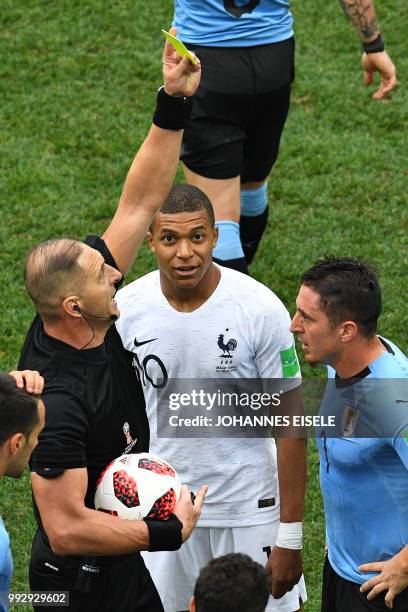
[116,184,307,612]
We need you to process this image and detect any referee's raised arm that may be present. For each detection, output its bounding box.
[102,32,201,276]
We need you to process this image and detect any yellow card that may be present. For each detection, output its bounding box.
[161,29,199,65]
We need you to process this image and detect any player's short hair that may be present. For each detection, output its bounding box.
[150,184,215,232]
[301,256,382,338]
[0,373,40,446]
[194,553,271,612]
[24,237,84,321]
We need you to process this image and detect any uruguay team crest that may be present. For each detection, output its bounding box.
[341,405,359,437]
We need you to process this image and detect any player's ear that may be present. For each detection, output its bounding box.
[146,231,155,253]
[8,432,26,457]
[212,225,219,249]
[339,320,358,343]
[189,595,196,612]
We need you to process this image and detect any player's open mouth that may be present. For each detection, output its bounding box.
[175,266,197,275]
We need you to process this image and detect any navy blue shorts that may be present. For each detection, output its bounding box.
[181,38,295,181]
[322,556,408,612]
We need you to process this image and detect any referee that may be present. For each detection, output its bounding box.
[18,38,207,612]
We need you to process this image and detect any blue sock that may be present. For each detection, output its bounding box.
[240,183,269,264]
[213,220,244,261]
[240,182,268,216]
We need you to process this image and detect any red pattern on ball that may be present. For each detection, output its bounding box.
[146,488,177,520]
[138,458,175,477]
[113,470,140,508]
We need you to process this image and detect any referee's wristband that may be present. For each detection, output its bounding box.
[144,514,183,551]
[152,86,192,131]
[275,522,303,550]
[362,34,385,54]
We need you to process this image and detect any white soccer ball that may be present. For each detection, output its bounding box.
[94,452,181,520]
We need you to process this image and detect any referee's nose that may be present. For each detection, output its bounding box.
[107,263,123,286]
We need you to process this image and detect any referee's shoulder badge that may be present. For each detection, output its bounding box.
[280,343,300,378]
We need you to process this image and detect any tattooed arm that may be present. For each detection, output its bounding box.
[339,0,397,99]
[339,0,379,42]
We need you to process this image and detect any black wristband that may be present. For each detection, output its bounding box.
[152,86,192,130]
[363,34,385,54]
[144,513,183,551]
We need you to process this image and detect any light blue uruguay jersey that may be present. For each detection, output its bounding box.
[173,0,293,46]
[316,337,408,585]
[0,516,13,612]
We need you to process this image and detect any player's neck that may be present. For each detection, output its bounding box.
[43,319,107,350]
[333,335,386,378]
[160,263,221,313]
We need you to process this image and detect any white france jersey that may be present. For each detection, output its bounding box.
[116,267,300,526]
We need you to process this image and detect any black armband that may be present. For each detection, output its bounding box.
[363,34,385,54]
[152,86,192,130]
[144,513,183,551]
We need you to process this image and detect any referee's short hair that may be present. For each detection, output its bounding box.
[193,553,270,612]
[24,236,84,321]
[301,256,381,338]
[0,373,40,446]
[150,184,215,232]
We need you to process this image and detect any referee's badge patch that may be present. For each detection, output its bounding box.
[341,405,359,437]
[123,422,132,445]
[123,422,137,453]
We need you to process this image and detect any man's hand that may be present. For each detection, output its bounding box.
[362,51,397,100]
[163,27,201,97]
[267,546,303,599]
[360,549,408,609]
[9,369,44,394]
[338,0,397,100]
[173,484,208,542]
